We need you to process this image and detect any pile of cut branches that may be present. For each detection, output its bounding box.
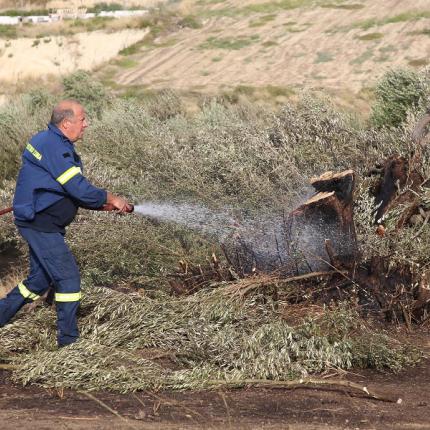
[0,283,420,393]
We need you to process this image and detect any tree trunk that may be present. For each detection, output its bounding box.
[286,170,357,273]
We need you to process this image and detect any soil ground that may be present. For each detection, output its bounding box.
[1,352,430,430]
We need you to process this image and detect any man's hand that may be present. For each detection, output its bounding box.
[106,192,132,213]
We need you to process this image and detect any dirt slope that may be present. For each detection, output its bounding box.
[113,0,430,99]
[0,29,148,85]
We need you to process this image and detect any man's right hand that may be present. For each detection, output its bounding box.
[106,192,131,213]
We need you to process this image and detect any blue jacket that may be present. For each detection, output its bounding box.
[13,123,107,223]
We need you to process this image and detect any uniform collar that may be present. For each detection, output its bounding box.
[48,123,74,146]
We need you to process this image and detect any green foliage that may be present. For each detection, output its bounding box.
[87,2,124,14]
[349,48,373,65]
[353,332,421,372]
[1,8,49,16]
[408,58,428,68]
[129,7,180,50]
[370,68,429,128]
[62,71,110,119]
[199,35,260,50]
[83,91,404,207]
[68,210,214,287]
[71,16,114,32]
[0,77,417,287]
[0,24,17,39]
[0,91,54,185]
[115,57,138,68]
[357,32,384,41]
[265,84,295,97]
[386,10,430,24]
[25,88,53,115]
[141,89,184,120]
[0,181,19,246]
[261,40,278,47]
[315,51,334,63]
[178,15,203,29]
[249,14,276,27]
[118,40,144,56]
[321,3,364,9]
[335,10,430,32]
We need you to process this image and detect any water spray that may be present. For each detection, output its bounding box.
[133,201,293,271]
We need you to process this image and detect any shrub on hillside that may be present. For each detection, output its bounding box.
[141,89,183,120]
[178,15,203,29]
[370,68,429,128]
[62,71,110,119]
[1,9,49,17]
[0,92,53,185]
[87,2,124,14]
[0,24,17,39]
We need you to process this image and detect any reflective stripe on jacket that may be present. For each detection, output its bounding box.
[13,123,107,222]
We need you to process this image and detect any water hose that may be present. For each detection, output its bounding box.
[0,204,134,217]
[0,207,12,216]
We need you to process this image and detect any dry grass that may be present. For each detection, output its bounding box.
[0,268,26,299]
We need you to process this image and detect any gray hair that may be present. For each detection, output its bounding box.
[50,99,81,126]
[50,107,74,126]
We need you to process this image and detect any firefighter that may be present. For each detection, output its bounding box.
[0,99,131,347]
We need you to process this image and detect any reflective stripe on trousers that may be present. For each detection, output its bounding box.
[0,227,81,346]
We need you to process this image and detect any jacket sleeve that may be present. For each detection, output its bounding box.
[42,143,107,209]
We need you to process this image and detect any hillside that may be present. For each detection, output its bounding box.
[98,0,430,108]
[0,0,429,110]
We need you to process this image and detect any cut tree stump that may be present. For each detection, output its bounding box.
[218,170,358,277]
[286,170,357,273]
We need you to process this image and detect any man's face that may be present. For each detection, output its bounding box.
[63,106,88,142]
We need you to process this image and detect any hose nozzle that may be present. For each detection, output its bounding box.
[100,203,134,213]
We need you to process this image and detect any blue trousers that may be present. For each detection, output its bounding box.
[0,227,81,346]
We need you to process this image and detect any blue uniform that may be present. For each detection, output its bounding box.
[0,123,107,346]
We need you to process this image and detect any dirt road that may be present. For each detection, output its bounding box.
[2,354,430,430]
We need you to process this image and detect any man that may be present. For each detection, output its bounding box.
[0,100,131,347]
